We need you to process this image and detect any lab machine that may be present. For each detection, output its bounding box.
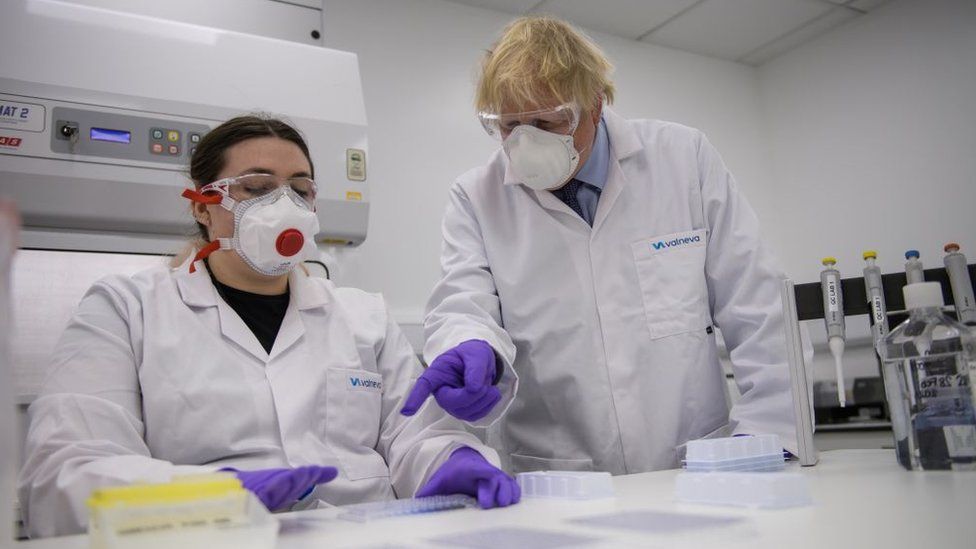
[0,0,373,404]
[0,1,372,537]
[0,0,370,254]
[0,207,16,545]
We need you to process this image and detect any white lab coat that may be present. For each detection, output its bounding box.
[19,257,496,538]
[425,108,799,475]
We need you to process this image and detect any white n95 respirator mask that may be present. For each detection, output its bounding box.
[183,179,321,276]
[502,125,580,191]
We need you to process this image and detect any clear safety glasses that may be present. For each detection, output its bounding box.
[199,173,318,208]
[478,103,580,140]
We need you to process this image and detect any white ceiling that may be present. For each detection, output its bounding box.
[444,0,893,66]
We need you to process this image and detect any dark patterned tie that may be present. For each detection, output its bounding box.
[553,179,585,219]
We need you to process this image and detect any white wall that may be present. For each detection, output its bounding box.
[759,0,976,382]
[322,0,769,326]
[759,0,976,284]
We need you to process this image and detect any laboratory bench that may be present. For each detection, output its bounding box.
[15,449,975,548]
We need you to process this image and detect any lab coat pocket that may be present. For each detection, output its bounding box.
[631,229,710,340]
[509,453,594,474]
[324,368,389,480]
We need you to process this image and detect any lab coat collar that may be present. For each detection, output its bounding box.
[174,253,329,311]
[573,117,610,191]
[174,254,218,308]
[601,107,642,161]
[173,253,330,363]
[585,108,641,233]
[288,265,330,311]
[173,254,268,361]
[502,106,641,186]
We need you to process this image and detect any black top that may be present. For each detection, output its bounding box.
[205,260,290,354]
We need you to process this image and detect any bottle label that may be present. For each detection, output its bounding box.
[910,354,974,447]
[913,356,970,401]
[945,425,976,458]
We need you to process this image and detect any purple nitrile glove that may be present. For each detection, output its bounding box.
[415,447,520,509]
[400,339,501,422]
[226,466,338,511]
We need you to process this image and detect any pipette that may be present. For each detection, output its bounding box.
[904,250,924,285]
[821,257,846,407]
[862,251,889,345]
[943,243,976,325]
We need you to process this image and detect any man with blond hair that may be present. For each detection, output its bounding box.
[401,16,797,474]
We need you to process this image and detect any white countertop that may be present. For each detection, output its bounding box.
[17,449,976,548]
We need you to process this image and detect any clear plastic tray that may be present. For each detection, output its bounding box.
[674,471,812,509]
[685,455,785,472]
[337,495,477,522]
[516,471,614,500]
[684,434,785,472]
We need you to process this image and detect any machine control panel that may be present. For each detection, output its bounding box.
[51,106,209,165]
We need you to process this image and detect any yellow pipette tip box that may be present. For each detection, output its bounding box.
[87,474,278,549]
[88,474,244,509]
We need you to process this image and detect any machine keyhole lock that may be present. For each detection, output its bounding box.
[56,121,80,149]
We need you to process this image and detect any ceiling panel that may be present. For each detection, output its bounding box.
[445,0,540,14]
[532,0,700,40]
[849,0,892,10]
[440,0,894,66]
[739,6,857,65]
[272,0,322,9]
[642,0,833,62]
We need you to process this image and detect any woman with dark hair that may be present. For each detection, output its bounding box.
[18,115,518,538]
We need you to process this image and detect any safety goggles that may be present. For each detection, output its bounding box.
[198,173,318,209]
[478,103,580,140]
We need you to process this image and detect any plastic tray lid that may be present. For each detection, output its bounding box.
[685,434,782,462]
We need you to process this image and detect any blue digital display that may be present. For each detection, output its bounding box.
[90,127,131,144]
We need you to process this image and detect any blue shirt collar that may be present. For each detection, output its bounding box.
[574,116,610,190]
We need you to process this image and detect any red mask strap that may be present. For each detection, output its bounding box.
[182,188,222,205]
[189,240,221,273]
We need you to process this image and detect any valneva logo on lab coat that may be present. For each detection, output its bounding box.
[348,375,382,393]
[652,234,702,251]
